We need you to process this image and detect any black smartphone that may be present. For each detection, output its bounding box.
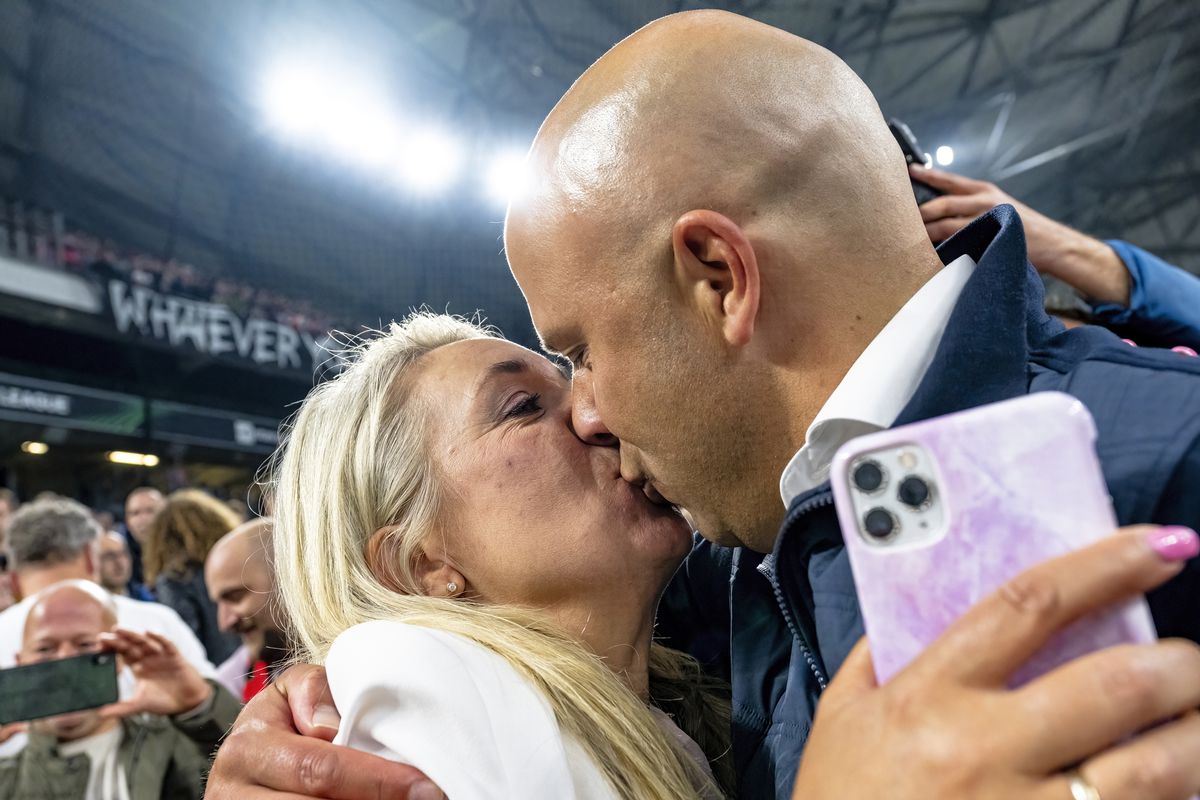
[887,118,943,206]
[0,652,119,724]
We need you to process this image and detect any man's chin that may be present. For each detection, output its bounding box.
[39,711,102,741]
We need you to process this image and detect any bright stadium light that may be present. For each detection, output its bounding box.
[262,59,405,170]
[20,441,48,455]
[935,145,955,166]
[262,62,329,139]
[107,451,159,467]
[398,128,464,191]
[486,149,531,205]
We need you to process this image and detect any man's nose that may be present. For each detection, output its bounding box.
[217,603,237,632]
[570,370,616,446]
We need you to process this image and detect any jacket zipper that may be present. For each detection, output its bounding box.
[757,491,836,691]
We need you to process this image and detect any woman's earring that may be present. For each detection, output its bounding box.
[446,581,459,594]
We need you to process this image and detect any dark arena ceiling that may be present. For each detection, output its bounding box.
[2,0,1197,347]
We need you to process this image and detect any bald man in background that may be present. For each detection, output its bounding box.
[0,581,239,799]
[205,519,289,701]
[205,11,1200,800]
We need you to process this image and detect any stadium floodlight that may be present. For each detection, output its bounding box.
[398,128,465,192]
[935,145,955,166]
[20,441,48,455]
[485,149,532,205]
[262,60,404,170]
[107,451,160,467]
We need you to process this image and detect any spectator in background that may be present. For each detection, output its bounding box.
[0,498,215,758]
[0,497,212,674]
[96,531,151,601]
[224,498,249,525]
[0,581,239,799]
[144,490,240,665]
[0,489,18,612]
[205,519,289,701]
[93,510,115,533]
[0,488,17,535]
[912,164,1200,351]
[122,487,163,597]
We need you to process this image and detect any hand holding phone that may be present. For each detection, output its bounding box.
[97,628,212,718]
[831,392,1157,685]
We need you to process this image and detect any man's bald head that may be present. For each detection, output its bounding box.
[206,518,283,644]
[510,10,925,276]
[505,11,945,551]
[21,580,117,648]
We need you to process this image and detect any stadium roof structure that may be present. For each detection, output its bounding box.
[1,0,1197,347]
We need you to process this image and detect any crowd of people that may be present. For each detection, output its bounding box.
[0,197,342,337]
[2,9,1200,800]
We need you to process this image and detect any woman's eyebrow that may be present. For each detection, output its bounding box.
[472,358,532,397]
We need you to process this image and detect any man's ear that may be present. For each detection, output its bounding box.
[671,209,761,347]
[365,526,467,598]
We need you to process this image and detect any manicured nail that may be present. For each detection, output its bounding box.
[311,703,340,731]
[410,781,445,800]
[1147,526,1199,561]
[1121,338,1138,347]
[1171,345,1198,357]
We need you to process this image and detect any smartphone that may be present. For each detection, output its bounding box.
[888,118,943,206]
[831,392,1157,686]
[0,652,119,724]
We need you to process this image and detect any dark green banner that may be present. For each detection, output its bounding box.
[0,372,145,435]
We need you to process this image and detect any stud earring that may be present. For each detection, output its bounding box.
[446,581,459,594]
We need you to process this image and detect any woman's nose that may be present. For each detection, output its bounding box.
[570,371,616,446]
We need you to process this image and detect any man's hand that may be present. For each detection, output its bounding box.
[99,629,212,717]
[912,164,1132,306]
[206,663,445,800]
[0,722,26,744]
[792,525,1200,799]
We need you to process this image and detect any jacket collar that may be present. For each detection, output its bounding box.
[775,204,1049,559]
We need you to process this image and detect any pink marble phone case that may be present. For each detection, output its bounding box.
[832,391,1158,686]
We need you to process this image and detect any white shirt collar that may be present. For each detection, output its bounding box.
[779,253,977,507]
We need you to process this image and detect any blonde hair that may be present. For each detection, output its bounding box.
[144,489,241,582]
[269,312,733,799]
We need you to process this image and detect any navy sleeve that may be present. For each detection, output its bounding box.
[655,535,734,682]
[1091,240,1200,351]
[1146,429,1200,645]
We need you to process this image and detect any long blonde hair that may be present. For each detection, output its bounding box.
[269,312,733,799]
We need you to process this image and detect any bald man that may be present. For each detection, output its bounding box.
[206,519,289,700]
[205,11,1200,800]
[0,581,240,799]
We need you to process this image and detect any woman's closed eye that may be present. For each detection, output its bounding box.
[503,392,543,419]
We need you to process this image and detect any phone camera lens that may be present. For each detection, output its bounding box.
[863,507,897,539]
[898,476,931,508]
[852,460,886,493]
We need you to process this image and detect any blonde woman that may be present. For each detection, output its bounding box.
[144,489,242,664]
[270,312,732,799]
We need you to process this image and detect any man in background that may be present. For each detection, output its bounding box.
[0,497,212,674]
[0,580,239,799]
[96,531,152,601]
[205,518,288,700]
[121,487,163,597]
[0,489,17,612]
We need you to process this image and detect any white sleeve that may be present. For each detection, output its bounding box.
[326,620,617,800]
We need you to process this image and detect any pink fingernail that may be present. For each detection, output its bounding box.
[1171,346,1198,357]
[1147,526,1200,561]
[1121,338,1138,347]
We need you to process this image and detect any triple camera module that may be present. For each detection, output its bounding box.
[851,458,934,540]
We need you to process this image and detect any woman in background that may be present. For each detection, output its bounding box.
[145,489,241,664]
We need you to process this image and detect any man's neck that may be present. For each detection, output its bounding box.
[17,565,91,599]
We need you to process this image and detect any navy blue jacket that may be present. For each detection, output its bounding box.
[658,205,1200,799]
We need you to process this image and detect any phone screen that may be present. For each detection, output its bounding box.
[0,652,119,724]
